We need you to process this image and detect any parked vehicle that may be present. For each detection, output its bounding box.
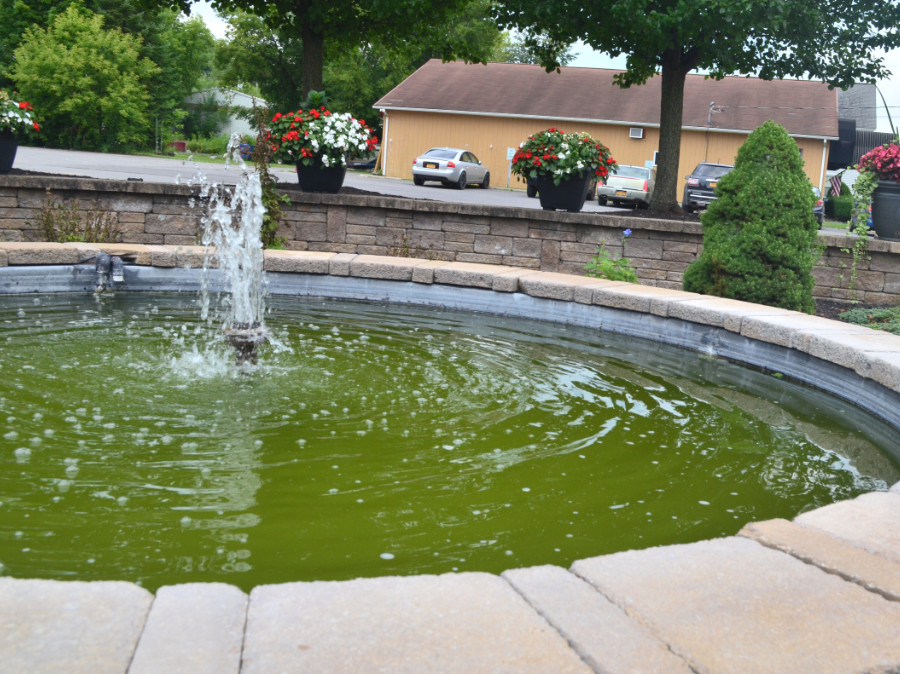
[597,164,655,208]
[412,148,490,189]
[682,162,733,213]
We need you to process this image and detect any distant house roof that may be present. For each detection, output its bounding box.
[374,60,839,140]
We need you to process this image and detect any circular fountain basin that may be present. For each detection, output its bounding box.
[1,249,899,593]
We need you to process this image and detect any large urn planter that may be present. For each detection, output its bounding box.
[0,131,18,174]
[871,180,900,241]
[296,157,347,193]
[536,172,593,213]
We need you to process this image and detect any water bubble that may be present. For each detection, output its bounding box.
[180,516,192,527]
[14,447,31,463]
[379,552,395,560]
[4,431,18,441]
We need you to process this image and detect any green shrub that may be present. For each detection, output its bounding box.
[185,134,235,155]
[839,306,900,335]
[683,121,821,314]
[831,195,853,222]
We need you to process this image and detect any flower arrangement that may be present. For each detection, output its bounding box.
[268,107,377,168]
[0,89,39,134]
[857,142,900,182]
[511,127,616,185]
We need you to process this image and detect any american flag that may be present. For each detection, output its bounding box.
[829,173,843,197]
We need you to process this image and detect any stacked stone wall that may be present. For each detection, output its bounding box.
[2,175,898,305]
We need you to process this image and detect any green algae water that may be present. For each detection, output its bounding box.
[1,292,897,592]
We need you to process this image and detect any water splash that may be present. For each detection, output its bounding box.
[197,135,269,363]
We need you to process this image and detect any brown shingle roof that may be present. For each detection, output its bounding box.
[374,60,839,139]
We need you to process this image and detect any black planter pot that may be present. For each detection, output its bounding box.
[871,180,900,241]
[0,130,18,174]
[296,157,347,193]
[535,172,593,212]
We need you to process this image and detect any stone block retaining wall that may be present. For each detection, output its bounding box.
[2,174,899,305]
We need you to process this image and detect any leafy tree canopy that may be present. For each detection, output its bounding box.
[216,0,504,132]
[494,0,900,214]
[194,0,499,100]
[11,5,160,151]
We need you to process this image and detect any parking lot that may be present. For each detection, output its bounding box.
[12,146,623,214]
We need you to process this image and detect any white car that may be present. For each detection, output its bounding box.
[412,147,490,190]
[597,164,655,208]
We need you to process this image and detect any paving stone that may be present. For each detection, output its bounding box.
[572,537,900,673]
[793,491,900,564]
[264,249,334,274]
[349,254,428,280]
[128,583,248,674]
[665,296,787,332]
[502,565,693,673]
[0,577,152,674]
[242,572,590,673]
[433,261,520,289]
[517,271,611,302]
[739,518,900,600]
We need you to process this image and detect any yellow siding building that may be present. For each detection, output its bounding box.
[374,61,838,196]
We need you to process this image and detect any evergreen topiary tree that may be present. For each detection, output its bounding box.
[682,121,821,313]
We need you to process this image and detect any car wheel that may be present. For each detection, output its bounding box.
[456,172,467,190]
[637,201,649,210]
[597,196,608,206]
[480,172,490,189]
[413,176,425,186]
[683,204,694,214]
[527,184,537,198]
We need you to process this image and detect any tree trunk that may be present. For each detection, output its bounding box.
[301,24,324,100]
[649,55,689,215]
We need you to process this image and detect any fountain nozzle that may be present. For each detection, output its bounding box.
[224,322,268,365]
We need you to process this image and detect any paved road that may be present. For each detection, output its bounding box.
[13,146,622,214]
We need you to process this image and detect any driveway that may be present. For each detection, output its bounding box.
[12,146,622,214]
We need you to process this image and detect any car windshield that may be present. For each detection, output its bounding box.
[423,149,458,160]
[694,164,733,178]
[616,166,650,179]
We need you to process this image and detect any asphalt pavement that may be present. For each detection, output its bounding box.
[12,146,622,214]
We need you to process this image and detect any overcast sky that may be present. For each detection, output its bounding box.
[193,1,899,136]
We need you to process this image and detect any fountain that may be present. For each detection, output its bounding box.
[0,154,899,593]
[197,137,269,364]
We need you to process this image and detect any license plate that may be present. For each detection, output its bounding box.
[615,190,627,197]
[424,162,438,169]
[709,181,717,188]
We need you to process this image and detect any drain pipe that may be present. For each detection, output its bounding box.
[95,253,111,292]
[110,256,124,284]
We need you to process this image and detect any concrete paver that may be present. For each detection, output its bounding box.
[241,572,592,673]
[793,491,900,564]
[740,518,900,601]
[502,564,694,673]
[572,536,900,673]
[0,578,152,674]
[127,583,248,674]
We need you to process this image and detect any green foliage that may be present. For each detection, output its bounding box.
[584,239,638,283]
[682,121,821,314]
[185,134,234,154]
[33,190,120,243]
[248,103,288,249]
[494,0,900,213]
[839,306,900,336]
[831,196,853,222]
[11,6,159,151]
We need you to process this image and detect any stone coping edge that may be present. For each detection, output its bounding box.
[3,242,899,400]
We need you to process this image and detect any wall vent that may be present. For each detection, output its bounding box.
[629,127,644,139]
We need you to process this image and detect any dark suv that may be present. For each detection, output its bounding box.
[682,162,733,213]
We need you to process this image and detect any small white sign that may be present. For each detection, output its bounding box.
[507,147,516,161]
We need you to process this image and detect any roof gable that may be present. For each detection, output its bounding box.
[374,60,839,139]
